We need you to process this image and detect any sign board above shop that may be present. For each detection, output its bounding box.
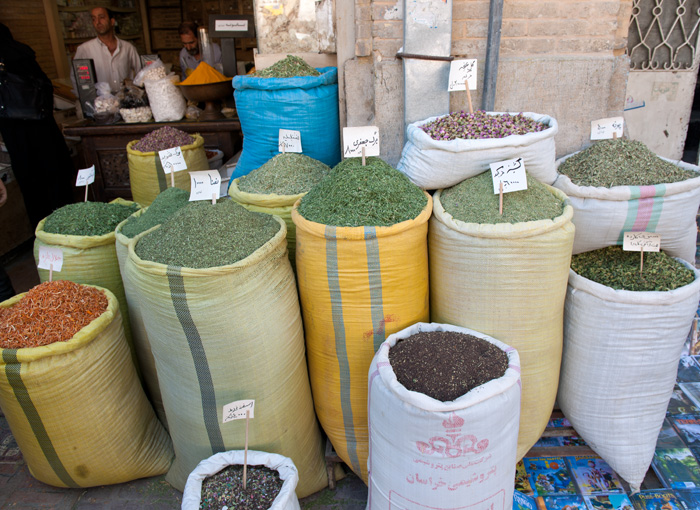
[209,15,256,38]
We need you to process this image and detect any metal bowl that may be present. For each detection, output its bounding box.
[177,80,233,121]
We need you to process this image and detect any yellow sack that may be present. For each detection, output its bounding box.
[124,217,328,496]
[291,195,432,483]
[429,185,575,460]
[0,286,173,488]
[228,178,303,266]
[127,134,208,206]
[34,198,138,365]
[115,210,167,429]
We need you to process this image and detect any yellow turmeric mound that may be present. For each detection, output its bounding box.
[180,62,230,85]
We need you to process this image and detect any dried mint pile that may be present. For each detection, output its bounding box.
[558,139,698,187]
[44,201,140,236]
[238,153,330,195]
[136,199,280,268]
[120,187,190,238]
[131,126,195,153]
[441,171,564,224]
[421,111,547,141]
[253,55,320,78]
[297,157,427,227]
[571,245,695,292]
[199,465,283,510]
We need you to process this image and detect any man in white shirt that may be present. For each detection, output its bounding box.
[74,7,141,93]
[178,21,222,80]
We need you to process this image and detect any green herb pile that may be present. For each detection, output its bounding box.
[237,153,330,195]
[441,171,564,224]
[571,245,695,292]
[297,157,428,227]
[120,187,190,238]
[135,199,280,268]
[253,55,320,78]
[559,139,698,187]
[44,201,140,236]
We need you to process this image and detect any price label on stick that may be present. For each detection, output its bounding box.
[623,232,661,252]
[158,147,188,174]
[189,170,221,201]
[75,165,95,187]
[591,117,624,140]
[490,157,528,194]
[278,129,302,153]
[38,246,63,272]
[343,126,380,158]
[223,399,255,424]
[448,59,477,91]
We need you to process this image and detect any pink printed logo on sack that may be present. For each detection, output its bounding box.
[415,413,489,458]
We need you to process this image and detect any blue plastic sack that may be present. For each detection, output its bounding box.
[232,67,341,178]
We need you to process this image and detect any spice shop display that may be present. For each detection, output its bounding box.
[429,173,574,460]
[367,322,521,510]
[397,111,558,189]
[292,157,432,482]
[0,282,173,487]
[125,201,327,495]
[553,138,700,262]
[558,247,700,491]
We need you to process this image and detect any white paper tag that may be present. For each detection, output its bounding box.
[490,157,528,194]
[75,165,95,187]
[159,147,188,174]
[214,19,248,31]
[223,399,255,424]
[38,246,63,272]
[591,117,624,140]
[343,126,380,158]
[623,231,661,252]
[189,170,221,201]
[278,129,302,153]
[448,59,478,91]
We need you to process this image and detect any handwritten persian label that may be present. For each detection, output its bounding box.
[278,129,302,153]
[591,117,624,140]
[75,165,95,187]
[223,399,255,424]
[215,19,249,31]
[38,246,63,272]
[448,59,477,91]
[623,231,661,252]
[159,147,187,174]
[189,170,221,201]
[343,126,380,158]
[490,157,528,194]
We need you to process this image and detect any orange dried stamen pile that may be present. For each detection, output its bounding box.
[0,280,108,349]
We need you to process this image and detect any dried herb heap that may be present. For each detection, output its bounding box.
[571,246,695,292]
[441,171,564,224]
[558,139,698,187]
[135,199,280,268]
[0,281,108,349]
[199,465,283,510]
[253,55,320,78]
[297,157,427,227]
[421,111,547,141]
[131,126,195,153]
[44,201,140,236]
[121,187,190,238]
[238,153,330,195]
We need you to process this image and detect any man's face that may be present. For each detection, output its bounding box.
[180,32,199,56]
[91,8,113,36]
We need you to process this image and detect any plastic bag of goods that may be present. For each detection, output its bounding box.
[138,59,185,122]
[125,199,327,496]
[0,281,173,487]
[397,111,558,190]
[182,450,300,510]
[558,247,700,491]
[368,322,521,510]
[553,139,700,263]
[232,55,341,178]
[292,156,432,482]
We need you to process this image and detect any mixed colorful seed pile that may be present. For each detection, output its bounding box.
[131,126,195,153]
[420,111,547,141]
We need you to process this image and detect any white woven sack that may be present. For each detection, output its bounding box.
[558,261,700,491]
[397,112,558,190]
[553,153,700,263]
[182,450,300,510]
[368,322,521,510]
